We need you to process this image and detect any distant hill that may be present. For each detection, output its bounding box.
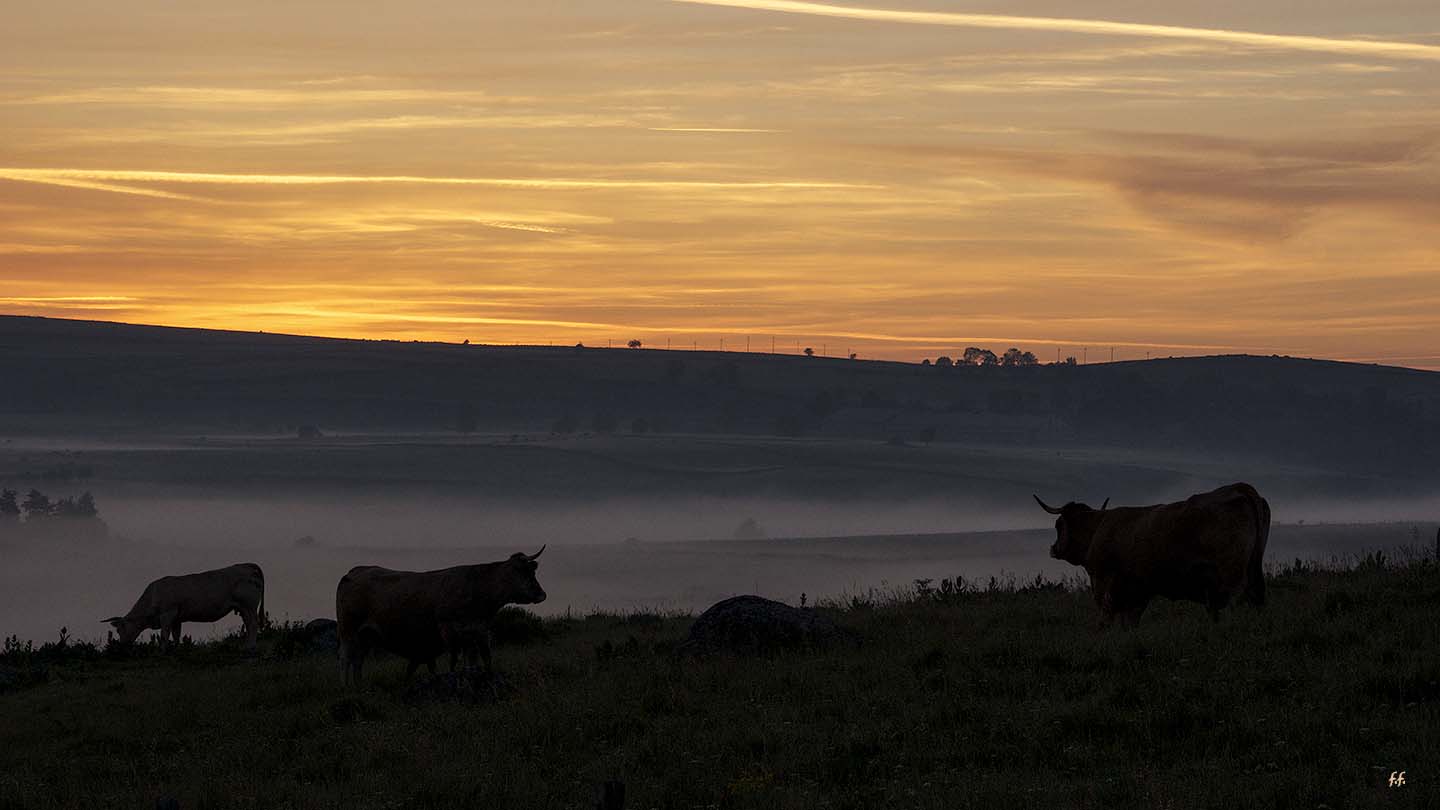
[2,315,1437,482]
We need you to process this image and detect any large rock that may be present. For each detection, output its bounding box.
[678,595,852,655]
[300,618,337,653]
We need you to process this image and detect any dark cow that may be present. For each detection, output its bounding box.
[335,547,547,686]
[104,563,265,650]
[1035,483,1269,625]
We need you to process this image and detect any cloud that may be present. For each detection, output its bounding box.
[0,168,872,199]
[674,0,1440,62]
[860,129,1440,240]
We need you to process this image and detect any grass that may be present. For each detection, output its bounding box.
[2,556,1438,809]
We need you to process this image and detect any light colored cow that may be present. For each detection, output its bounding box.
[336,547,546,685]
[104,563,265,650]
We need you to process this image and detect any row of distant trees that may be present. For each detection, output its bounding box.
[924,347,1070,368]
[0,489,101,524]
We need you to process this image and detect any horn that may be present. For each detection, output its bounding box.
[1099,498,1110,511]
[527,544,546,561]
[102,617,122,624]
[1033,495,1063,515]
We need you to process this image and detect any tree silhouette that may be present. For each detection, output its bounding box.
[627,339,643,349]
[934,356,954,368]
[978,350,998,366]
[1001,347,1025,366]
[962,347,985,365]
[0,489,18,522]
[22,489,52,520]
[803,347,815,357]
[1020,351,1038,366]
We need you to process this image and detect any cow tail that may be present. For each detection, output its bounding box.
[255,565,267,630]
[1245,489,1270,608]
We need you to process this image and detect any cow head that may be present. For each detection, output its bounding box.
[1034,495,1108,565]
[502,545,548,605]
[102,615,146,645]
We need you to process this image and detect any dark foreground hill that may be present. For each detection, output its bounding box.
[2,315,1438,483]
[2,554,1436,809]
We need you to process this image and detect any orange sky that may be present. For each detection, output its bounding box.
[2,1,1438,366]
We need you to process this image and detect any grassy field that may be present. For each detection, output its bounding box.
[2,555,1438,810]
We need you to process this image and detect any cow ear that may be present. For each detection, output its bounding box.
[102,617,123,626]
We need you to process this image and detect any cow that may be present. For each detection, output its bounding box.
[335,547,547,686]
[103,563,265,650]
[1034,482,1269,625]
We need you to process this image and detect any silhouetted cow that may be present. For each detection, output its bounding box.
[335,548,547,685]
[1035,483,1269,625]
[104,563,265,650]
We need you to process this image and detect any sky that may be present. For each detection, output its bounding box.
[2,0,1438,366]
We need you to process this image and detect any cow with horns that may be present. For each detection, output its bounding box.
[336,547,548,685]
[1034,483,1270,625]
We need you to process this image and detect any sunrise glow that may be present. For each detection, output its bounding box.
[2,1,1437,365]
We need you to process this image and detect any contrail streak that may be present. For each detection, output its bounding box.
[673,0,1440,62]
[0,167,866,191]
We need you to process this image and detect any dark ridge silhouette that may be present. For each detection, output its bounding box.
[1,315,1437,485]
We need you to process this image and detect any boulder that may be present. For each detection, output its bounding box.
[301,618,337,653]
[678,595,852,655]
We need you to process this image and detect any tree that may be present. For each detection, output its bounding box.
[934,356,954,368]
[978,350,998,366]
[921,358,931,366]
[22,489,52,520]
[962,347,986,365]
[803,347,815,357]
[848,353,857,360]
[1020,351,1038,366]
[0,489,18,522]
[627,339,643,349]
[77,492,98,518]
[1063,356,1078,366]
[1001,347,1025,367]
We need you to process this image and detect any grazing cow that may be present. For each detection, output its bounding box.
[104,563,265,650]
[1034,482,1270,625]
[335,547,547,686]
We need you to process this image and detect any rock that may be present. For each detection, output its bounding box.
[678,595,853,655]
[301,618,337,653]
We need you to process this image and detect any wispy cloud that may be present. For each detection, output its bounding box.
[674,0,1440,62]
[0,167,872,197]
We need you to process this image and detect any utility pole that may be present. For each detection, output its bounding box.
[746,336,750,353]
[1082,347,1088,365]
[1111,347,1115,363]
[771,336,776,353]
[720,337,725,352]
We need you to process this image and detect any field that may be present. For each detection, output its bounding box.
[3,555,1438,809]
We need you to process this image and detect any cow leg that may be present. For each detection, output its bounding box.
[171,619,183,647]
[477,630,492,674]
[238,604,259,651]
